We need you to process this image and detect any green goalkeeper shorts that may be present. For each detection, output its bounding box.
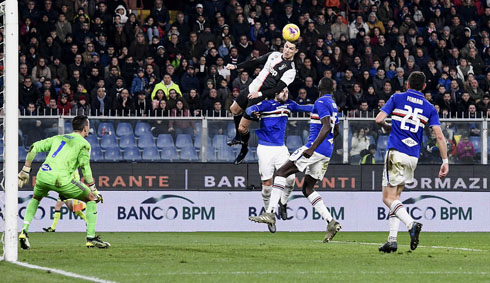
[33,179,90,201]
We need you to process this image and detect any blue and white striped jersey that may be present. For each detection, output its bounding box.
[381,89,440,158]
[246,100,312,146]
[305,94,339,158]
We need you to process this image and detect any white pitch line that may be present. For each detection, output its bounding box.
[160,270,490,276]
[329,240,486,252]
[12,261,117,283]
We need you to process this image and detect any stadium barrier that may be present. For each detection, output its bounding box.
[4,191,489,232]
[13,116,490,164]
[15,163,490,192]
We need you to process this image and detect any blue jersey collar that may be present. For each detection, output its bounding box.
[407,89,424,97]
[321,93,333,97]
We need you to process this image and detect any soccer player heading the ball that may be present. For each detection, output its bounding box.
[375,71,449,253]
[18,115,110,249]
[225,40,298,164]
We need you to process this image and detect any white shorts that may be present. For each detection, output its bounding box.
[382,149,418,187]
[289,146,330,181]
[257,145,290,180]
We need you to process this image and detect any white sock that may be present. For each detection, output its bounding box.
[307,191,332,222]
[390,200,414,230]
[261,185,272,210]
[267,176,286,213]
[281,175,295,205]
[388,215,400,242]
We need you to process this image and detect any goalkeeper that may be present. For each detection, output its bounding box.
[43,169,87,232]
[18,115,110,249]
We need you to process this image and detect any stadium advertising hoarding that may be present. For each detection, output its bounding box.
[6,191,490,232]
[14,163,490,191]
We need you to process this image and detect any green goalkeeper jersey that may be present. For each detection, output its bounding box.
[31,133,94,187]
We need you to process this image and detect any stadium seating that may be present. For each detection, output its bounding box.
[194,134,211,150]
[119,135,137,149]
[116,122,133,137]
[100,135,118,150]
[138,134,156,149]
[377,135,389,150]
[160,146,178,161]
[135,122,152,137]
[142,146,160,161]
[226,123,236,140]
[156,134,174,149]
[207,148,217,161]
[243,151,257,162]
[286,135,303,152]
[90,146,104,162]
[374,149,386,163]
[104,147,122,162]
[64,122,73,133]
[470,136,481,153]
[212,135,228,150]
[123,146,142,161]
[217,146,235,162]
[97,122,115,136]
[86,135,98,148]
[179,146,199,161]
[18,146,27,162]
[176,134,193,149]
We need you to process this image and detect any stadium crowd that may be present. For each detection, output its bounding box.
[12,0,490,118]
[5,0,490,164]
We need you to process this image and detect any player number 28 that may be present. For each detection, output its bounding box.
[400,105,422,133]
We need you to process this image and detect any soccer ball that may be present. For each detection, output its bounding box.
[282,24,300,42]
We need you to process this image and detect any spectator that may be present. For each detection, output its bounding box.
[372,68,389,94]
[456,58,474,82]
[130,68,149,95]
[296,88,313,105]
[360,144,377,165]
[167,89,189,110]
[438,93,457,117]
[224,87,240,113]
[477,95,490,113]
[331,15,348,41]
[31,58,51,88]
[20,77,41,109]
[367,12,385,35]
[232,71,252,91]
[185,89,203,117]
[362,86,378,111]
[456,135,475,164]
[303,77,319,101]
[346,83,363,112]
[135,91,152,116]
[203,88,221,113]
[49,57,68,87]
[151,74,182,100]
[350,128,370,159]
[113,89,134,116]
[73,95,90,115]
[91,87,112,116]
[466,79,485,104]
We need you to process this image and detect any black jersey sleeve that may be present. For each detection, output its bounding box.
[261,81,288,99]
[236,52,272,70]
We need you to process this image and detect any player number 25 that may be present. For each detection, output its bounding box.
[400,105,422,133]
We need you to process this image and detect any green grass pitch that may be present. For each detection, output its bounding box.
[1,232,489,282]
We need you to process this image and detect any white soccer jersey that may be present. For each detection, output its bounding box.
[247,52,296,94]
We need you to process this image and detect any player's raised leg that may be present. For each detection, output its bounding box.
[235,117,253,164]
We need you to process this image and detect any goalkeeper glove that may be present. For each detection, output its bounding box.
[18,166,31,188]
[88,184,103,203]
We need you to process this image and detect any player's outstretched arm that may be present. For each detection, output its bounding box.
[375,111,391,133]
[288,100,313,113]
[303,116,332,158]
[226,52,271,71]
[432,125,449,178]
